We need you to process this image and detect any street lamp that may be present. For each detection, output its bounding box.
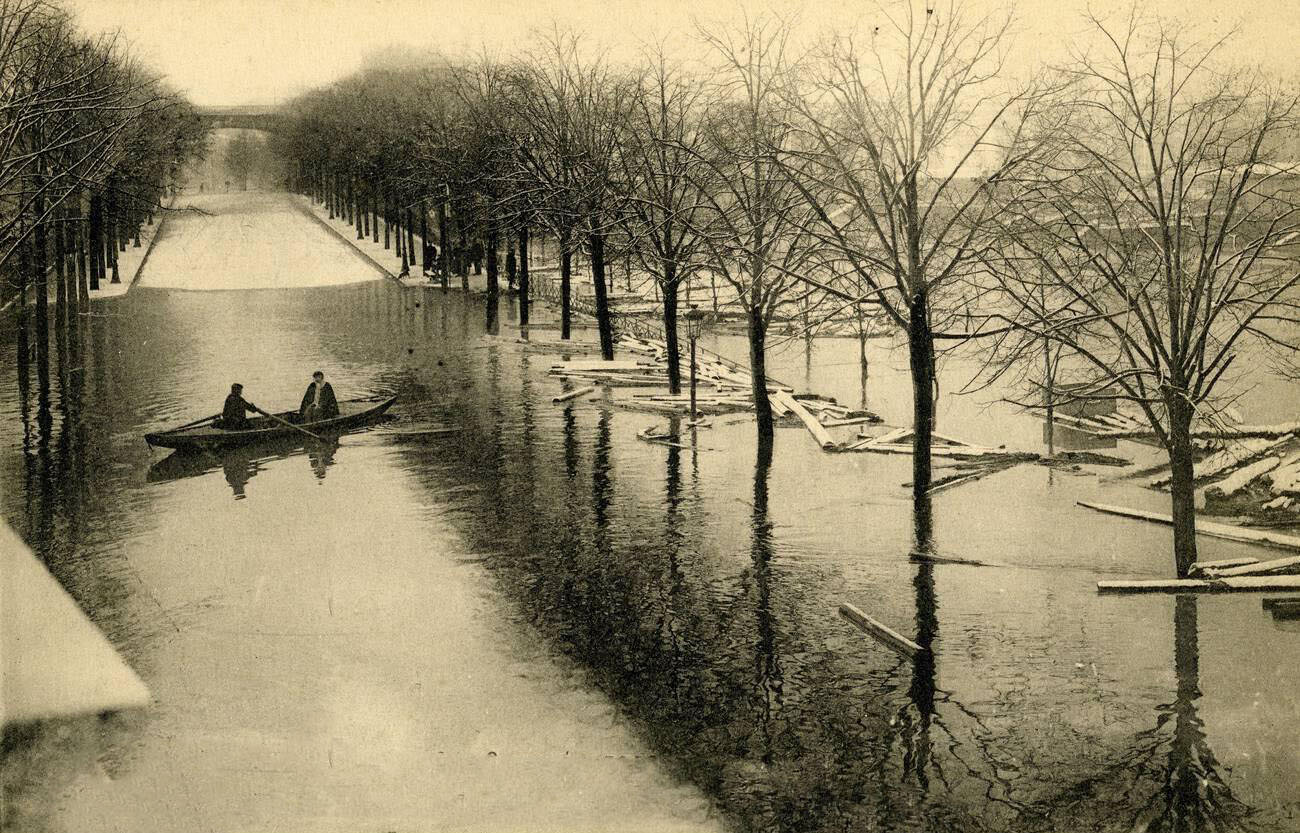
[683,305,707,419]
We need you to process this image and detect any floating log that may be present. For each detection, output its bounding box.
[551,359,647,371]
[772,390,837,450]
[1263,597,1300,610]
[1208,554,1300,577]
[820,415,881,428]
[838,603,923,658]
[1191,556,1260,573]
[1077,500,1300,553]
[1098,575,1300,594]
[552,386,596,403]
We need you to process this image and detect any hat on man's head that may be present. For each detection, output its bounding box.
[231,383,243,392]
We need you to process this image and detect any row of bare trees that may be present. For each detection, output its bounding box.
[2,0,207,405]
[274,3,1300,576]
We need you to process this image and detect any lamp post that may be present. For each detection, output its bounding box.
[683,305,705,419]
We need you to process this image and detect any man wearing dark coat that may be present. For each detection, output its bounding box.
[299,371,339,422]
[221,383,257,430]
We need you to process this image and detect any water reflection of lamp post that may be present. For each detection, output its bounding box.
[684,305,706,419]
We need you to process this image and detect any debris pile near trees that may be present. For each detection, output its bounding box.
[1061,404,1300,529]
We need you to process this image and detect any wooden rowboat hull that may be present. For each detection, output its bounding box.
[145,395,398,451]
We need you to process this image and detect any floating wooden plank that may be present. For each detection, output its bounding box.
[1098,576,1300,594]
[1208,555,1300,577]
[1192,556,1261,572]
[552,386,596,403]
[838,603,923,658]
[772,390,836,450]
[550,359,647,371]
[1077,500,1300,553]
[820,416,880,428]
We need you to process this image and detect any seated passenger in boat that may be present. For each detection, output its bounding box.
[299,371,339,422]
[221,383,257,430]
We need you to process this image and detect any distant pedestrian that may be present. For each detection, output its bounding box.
[506,248,517,290]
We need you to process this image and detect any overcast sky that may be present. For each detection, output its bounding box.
[62,0,1300,107]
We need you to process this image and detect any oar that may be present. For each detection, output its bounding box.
[251,405,324,441]
[171,412,221,432]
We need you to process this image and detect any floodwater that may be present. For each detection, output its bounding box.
[4,192,1300,832]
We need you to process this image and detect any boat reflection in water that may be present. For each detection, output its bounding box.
[147,435,342,499]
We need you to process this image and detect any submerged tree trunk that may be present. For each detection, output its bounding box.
[1166,390,1199,577]
[559,230,572,340]
[518,223,530,326]
[748,306,773,441]
[420,207,430,274]
[87,195,102,290]
[485,226,499,296]
[663,264,681,394]
[908,290,935,500]
[438,201,450,289]
[106,191,121,283]
[34,203,49,397]
[405,208,415,272]
[589,228,614,360]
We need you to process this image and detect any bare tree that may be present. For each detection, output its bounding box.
[781,0,1055,496]
[506,30,631,355]
[618,46,714,393]
[687,17,823,439]
[989,14,1300,576]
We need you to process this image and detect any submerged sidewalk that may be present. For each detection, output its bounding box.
[0,189,722,833]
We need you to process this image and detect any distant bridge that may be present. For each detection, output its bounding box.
[196,105,281,131]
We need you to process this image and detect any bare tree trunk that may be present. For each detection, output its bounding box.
[748,307,773,440]
[559,229,572,340]
[420,207,430,274]
[589,228,613,360]
[384,193,391,249]
[34,199,50,394]
[485,226,499,296]
[518,223,530,326]
[908,290,935,499]
[88,195,102,291]
[663,263,681,394]
[106,191,121,283]
[438,201,450,289]
[458,221,469,291]
[398,203,409,275]
[405,208,415,271]
[16,237,29,399]
[1166,390,1199,577]
[55,209,67,362]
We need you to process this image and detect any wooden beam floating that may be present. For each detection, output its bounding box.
[772,390,837,450]
[1209,555,1300,578]
[1077,501,1300,554]
[1097,575,1300,594]
[838,603,924,658]
[552,385,596,403]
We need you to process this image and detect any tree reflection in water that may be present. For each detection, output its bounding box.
[1036,596,1255,832]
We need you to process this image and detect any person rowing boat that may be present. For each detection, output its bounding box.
[220,383,258,430]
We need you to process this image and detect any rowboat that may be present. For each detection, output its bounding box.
[145,395,398,451]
